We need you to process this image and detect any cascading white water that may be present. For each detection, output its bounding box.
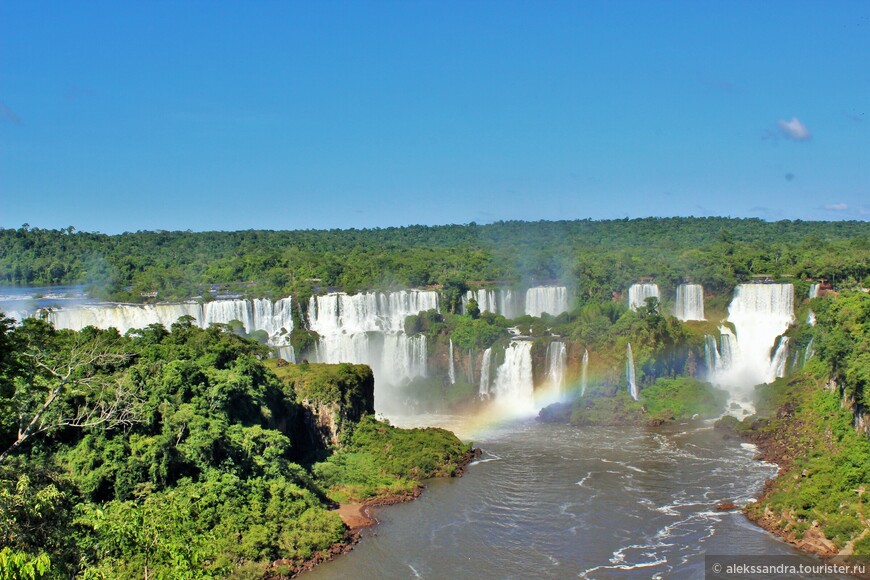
[498,289,521,320]
[626,343,638,401]
[491,341,535,413]
[463,289,497,315]
[545,341,567,394]
[580,348,589,397]
[307,290,438,388]
[675,284,705,321]
[524,286,569,317]
[47,302,203,334]
[479,348,493,398]
[383,333,428,382]
[43,297,297,355]
[203,299,252,331]
[276,346,296,363]
[704,329,736,380]
[308,290,438,334]
[628,283,660,311]
[709,283,794,390]
[770,337,790,379]
[462,287,568,319]
[4,309,31,324]
[704,335,720,378]
[804,337,815,365]
[807,283,819,326]
[719,328,736,369]
[252,297,294,345]
[448,339,456,384]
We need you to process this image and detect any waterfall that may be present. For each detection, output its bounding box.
[545,341,567,394]
[47,302,203,334]
[252,297,294,344]
[462,286,566,319]
[719,328,736,369]
[491,341,535,412]
[770,337,790,379]
[463,289,497,315]
[807,283,819,326]
[383,333,428,382]
[629,283,660,311]
[499,289,521,320]
[675,284,705,321]
[804,337,815,365]
[40,288,433,390]
[709,283,794,389]
[203,299,252,331]
[524,286,569,317]
[448,339,456,384]
[479,347,493,397]
[626,343,638,401]
[704,335,720,379]
[580,348,589,397]
[43,297,297,356]
[306,290,438,388]
[461,288,531,319]
[704,329,736,380]
[276,346,296,363]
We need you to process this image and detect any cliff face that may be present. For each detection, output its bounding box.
[727,371,870,558]
[270,361,375,456]
[825,377,870,437]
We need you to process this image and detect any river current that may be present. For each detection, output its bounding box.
[308,417,823,579]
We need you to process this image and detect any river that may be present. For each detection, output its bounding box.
[307,416,825,579]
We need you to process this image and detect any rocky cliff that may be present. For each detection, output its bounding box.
[269,360,375,457]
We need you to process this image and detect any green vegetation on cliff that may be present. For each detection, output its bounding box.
[313,417,471,503]
[0,315,470,578]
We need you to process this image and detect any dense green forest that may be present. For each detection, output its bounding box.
[0,316,470,578]
[2,219,868,302]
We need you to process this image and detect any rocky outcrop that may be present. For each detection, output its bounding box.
[271,362,375,456]
[825,377,870,437]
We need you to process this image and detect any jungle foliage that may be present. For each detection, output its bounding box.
[0,316,469,578]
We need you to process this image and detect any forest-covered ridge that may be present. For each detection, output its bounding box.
[0,316,472,578]
[2,218,869,303]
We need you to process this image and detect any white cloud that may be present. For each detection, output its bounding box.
[823,203,849,211]
[778,117,811,141]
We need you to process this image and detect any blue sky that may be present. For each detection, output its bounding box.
[1,1,868,233]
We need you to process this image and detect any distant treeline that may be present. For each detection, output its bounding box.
[1,218,868,302]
